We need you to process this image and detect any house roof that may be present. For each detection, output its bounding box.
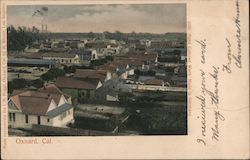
[8,58,55,65]
[46,103,73,118]
[19,95,52,116]
[39,84,71,104]
[85,42,108,49]
[74,69,107,82]
[10,85,71,116]
[55,77,99,90]
[42,52,77,58]
[144,79,164,86]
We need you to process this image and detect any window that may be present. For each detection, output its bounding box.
[25,115,29,124]
[47,118,50,123]
[9,113,16,122]
[9,113,12,121]
[13,113,16,122]
[60,112,67,120]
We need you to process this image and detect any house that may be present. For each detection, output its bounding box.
[8,84,74,129]
[55,77,102,103]
[85,42,120,58]
[69,49,98,66]
[42,52,80,64]
[24,43,41,53]
[135,44,147,52]
[96,78,131,102]
[126,79,167,91]
[98,61,133,79]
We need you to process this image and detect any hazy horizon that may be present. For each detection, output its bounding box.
[8,4,186,34]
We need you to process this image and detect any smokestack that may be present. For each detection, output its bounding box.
[42,24,44,33]
[46,24,47,33]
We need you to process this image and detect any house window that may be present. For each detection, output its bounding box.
[25,115,29,124]
[9,113,12,121]
[9,113,16,122]
[13,113,16,122]
[60,112,67,120]
[47,118,50,123]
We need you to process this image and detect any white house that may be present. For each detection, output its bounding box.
[42,52,80,64]
[8,84,74,129]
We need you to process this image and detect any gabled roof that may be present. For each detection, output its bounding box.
[10,90,53,115]
[9,85,71,116]
[19,96,52,116]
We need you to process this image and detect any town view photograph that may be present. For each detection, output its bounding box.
[7,4,187,136]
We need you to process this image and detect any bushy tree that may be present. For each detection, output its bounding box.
[41,68,65,81]
[31,79,44,88]
[7,25,43,51]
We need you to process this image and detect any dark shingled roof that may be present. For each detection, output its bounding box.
[8,58,55,65]
[43,52,78,58]
[46,103,73,118]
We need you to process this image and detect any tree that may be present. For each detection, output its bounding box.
[8,78,29,93]
[7,25,43,51]
[41,68,65,81]
[31,79,44,88]
[87,32,96,38]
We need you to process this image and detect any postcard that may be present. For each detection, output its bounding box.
[1,0,249,159]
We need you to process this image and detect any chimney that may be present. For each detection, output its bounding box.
[42,24,44,33]
[45,24,47,33]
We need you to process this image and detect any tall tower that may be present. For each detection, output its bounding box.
[41,24,44,33]
[45,24,48,33]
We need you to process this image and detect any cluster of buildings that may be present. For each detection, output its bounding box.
[8,36,187,134]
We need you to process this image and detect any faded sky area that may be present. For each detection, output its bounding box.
[7,4,186,33]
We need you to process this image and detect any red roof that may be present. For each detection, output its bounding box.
[11,91,53,115]
[19,96,52,116]
[10,85,70,115]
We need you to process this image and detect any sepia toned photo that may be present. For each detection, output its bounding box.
[1,0,249,159]
[7,4,187,136]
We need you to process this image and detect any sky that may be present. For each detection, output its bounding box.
[8,4,186,33]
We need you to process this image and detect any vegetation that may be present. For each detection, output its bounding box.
[8,78,44,93]
[41,68,65,81]
[90,56,113,67]
[124,109,187,135]
[7,25,44,51]
[63,65,93,74]
[30,79,44,88]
